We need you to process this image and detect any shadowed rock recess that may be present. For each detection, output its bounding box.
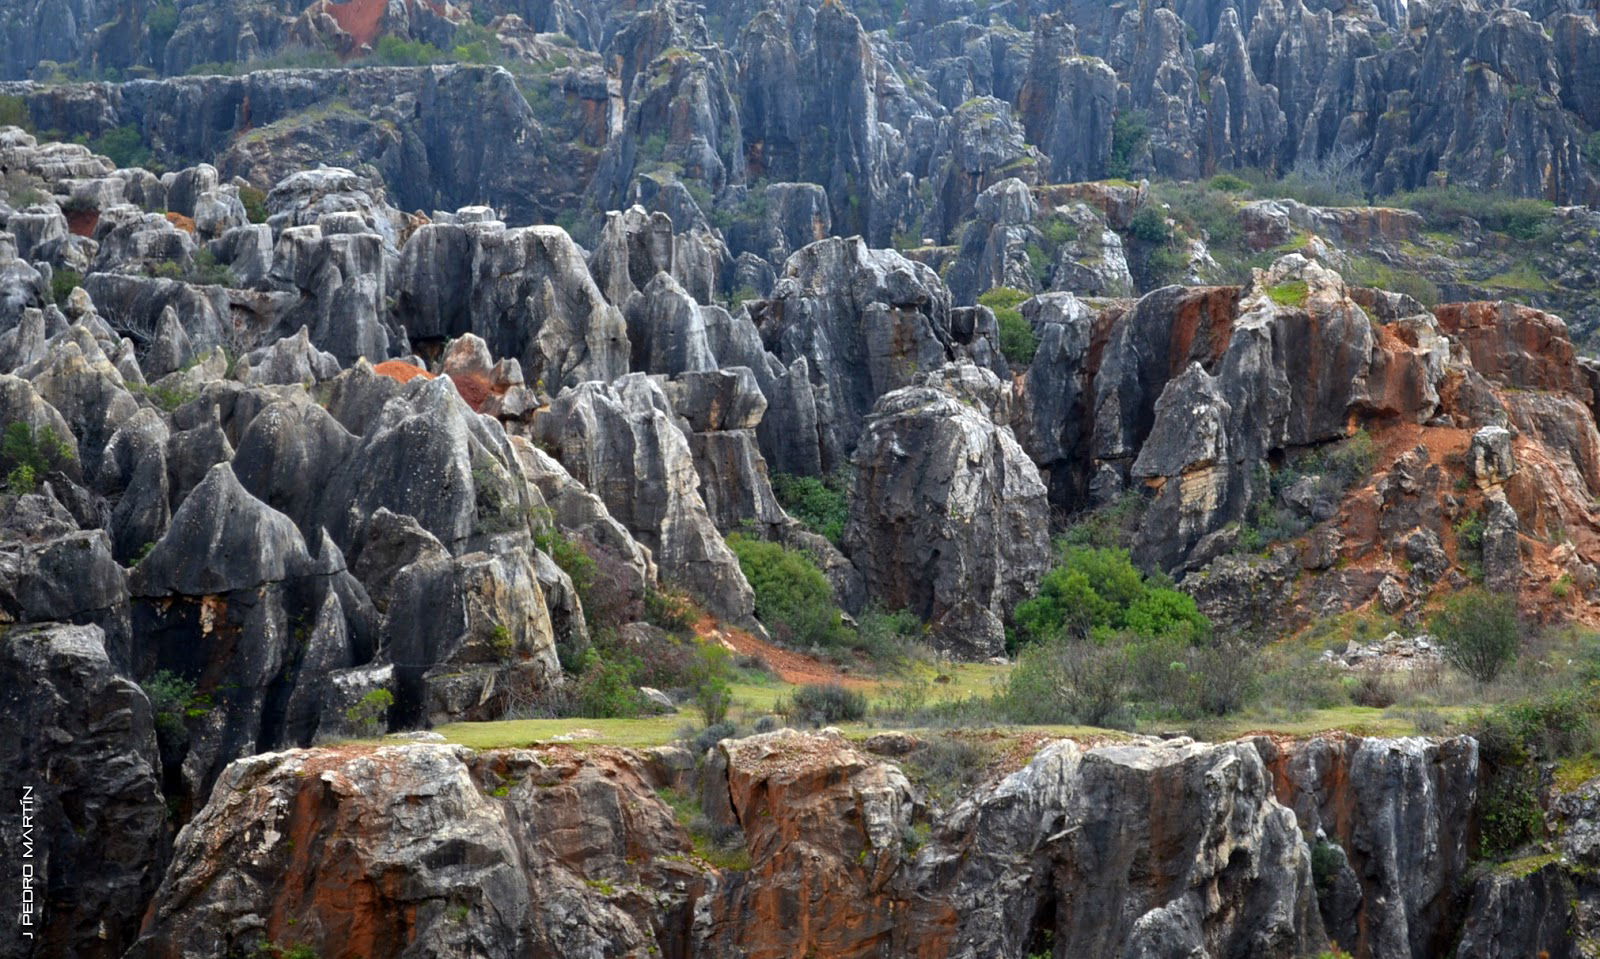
[8,0,1600,953]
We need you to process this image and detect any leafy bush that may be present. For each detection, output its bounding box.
[51,267,82,306]
[694,677,733,726]
[1012,546,1209,646]
[187,248,237,286]
[2,421,74,493]
[1153,180,1243,249]
[643,586,697,635]
[784,683,867,725]
[771,471,850,544]
[88,125,150,168]
[574,651,646,718]
[1432,589,1521,684]
[369,35,443,66]
[1108,110,1149,179]
[1127,206,1171,245]
[1005,634,1133,726]
[0,94,30,130]
[977,286,1036,366]
[146,2,179,53]
[239,185,268,224]
[1209,173,1250,193]
[727,533,850,649]
[852,607,926,662]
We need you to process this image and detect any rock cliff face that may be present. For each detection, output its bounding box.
[112,729,1522,959]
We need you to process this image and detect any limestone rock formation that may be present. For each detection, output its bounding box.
[0,623,164,959]
[845,363,1052,656]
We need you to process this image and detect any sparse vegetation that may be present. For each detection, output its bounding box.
[344,689,394,736]
[1384,185,1554,241]
[88,124,151,168]
[51,267,83,307]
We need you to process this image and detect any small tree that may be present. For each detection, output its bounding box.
[1432,589,1521,685]
[694,677,733,726]
[344,688,395,737]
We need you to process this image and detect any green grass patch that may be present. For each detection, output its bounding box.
[1492,852,1561,879]
[1483,261,1553,293]
[1554,753,1600,793]
[1266,280,1309,308]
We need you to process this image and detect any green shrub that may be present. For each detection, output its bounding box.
[51,267,82,306]
[727,533,850,649]
[0,94,30,131]
[141,669,212,743]
[534,528,598,637]
[978,286,1036,366]
[5,464,35,495]
[1,421,74,493]
[1153,180,1244,250]
[771,471,850,544]
[369,35,443,66]
[343,688,394,736]
[852,607,925,662]
[1013,546,1209,646]
[146,2,179,52]
[694,677,732,726]
[784,683,867,725]
[88,125,150,168]
[1432,589,1521,684]
[187,248,237,286]
[239,185,268,224]
[1062,491,1147,550]
[574,651,645,718]
[1004,633,1133,726]
[1209,173,1250,193]
[1127,206,1171,245]
[1108,110,1149,179]
[1476,765,1543,859]
[643,586,697,635]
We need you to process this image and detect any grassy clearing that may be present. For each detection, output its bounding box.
[426,660,1476,751]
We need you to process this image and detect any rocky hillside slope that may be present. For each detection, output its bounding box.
[3,115,1600,954]
[5,0,1600,953]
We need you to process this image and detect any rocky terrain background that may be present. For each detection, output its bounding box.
[5,0,1600,954]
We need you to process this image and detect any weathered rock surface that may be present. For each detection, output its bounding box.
[534,373,756,625]
[845,364,1052,657]
[0,623,164,959]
